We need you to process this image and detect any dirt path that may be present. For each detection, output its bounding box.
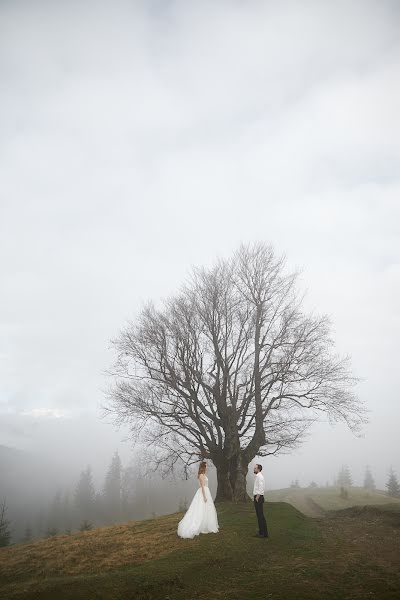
[273,491,326,518]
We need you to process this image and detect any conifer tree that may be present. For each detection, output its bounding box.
[121,462,137,521]
[178,497,188,511]
[74,465,96,522]
[337,465,353,487]
[363,466,376,490]
[22,524,33,543]
[44,526,59,538]
[79,519,93,531]
[61,490,73,531]
[46,489,63,532]
[102,451,122,522]
[386,467,400,498]
[0,498,12,547]
[34,508,44,538]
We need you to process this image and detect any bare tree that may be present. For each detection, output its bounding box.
[103,243,366,502]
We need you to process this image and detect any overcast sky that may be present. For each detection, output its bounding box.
[1,0,399,491]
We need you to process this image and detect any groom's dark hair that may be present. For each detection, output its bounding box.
[257,464,263,471]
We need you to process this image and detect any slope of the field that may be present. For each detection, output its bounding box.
[1,500,400,600]
[266,486,400,517]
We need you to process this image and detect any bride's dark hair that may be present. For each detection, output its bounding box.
[197,461,207,477]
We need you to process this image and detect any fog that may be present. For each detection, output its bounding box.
[1,0,399,543]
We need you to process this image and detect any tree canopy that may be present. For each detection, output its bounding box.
[104,243,366,501]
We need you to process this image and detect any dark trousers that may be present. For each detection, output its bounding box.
[254,494,269,537]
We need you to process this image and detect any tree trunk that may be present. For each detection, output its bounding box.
[214,454,250,503]
[215,464,233,502]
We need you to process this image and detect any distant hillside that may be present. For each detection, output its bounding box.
[0,444,26,460]
[0,444,30,491]
[0,444,60,543]
[266,486,400,516]
[0,445,47,496]
[1,500,400,599]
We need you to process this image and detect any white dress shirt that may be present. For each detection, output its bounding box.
[253,472,265,496]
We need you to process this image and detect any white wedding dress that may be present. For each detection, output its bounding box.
[177,475,219,539]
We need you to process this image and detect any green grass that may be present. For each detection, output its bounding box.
[1,500,400,600]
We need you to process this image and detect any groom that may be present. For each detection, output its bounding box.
[253,464,269,538]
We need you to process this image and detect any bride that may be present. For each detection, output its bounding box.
[177,461,219,539]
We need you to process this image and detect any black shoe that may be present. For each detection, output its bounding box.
[254,533,267,538]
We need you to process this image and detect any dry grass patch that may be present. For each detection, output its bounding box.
[0,512,195,578]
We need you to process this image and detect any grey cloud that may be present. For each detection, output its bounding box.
[0,0,399,490]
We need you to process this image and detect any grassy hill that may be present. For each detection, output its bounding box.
[1,499,400,600]
[266,486,400,516]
